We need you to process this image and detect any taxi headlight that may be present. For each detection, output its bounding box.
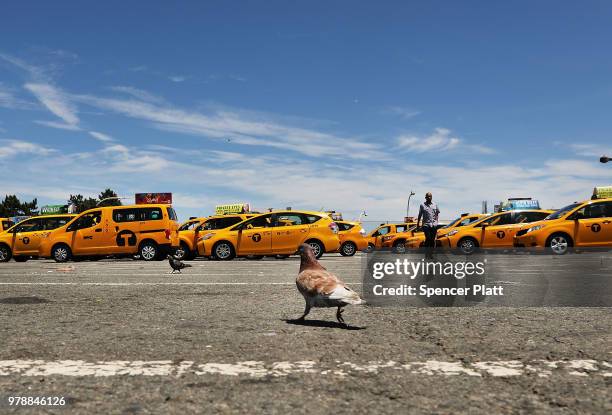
[446,230,459,237]
[526,224,544,233]
[199,233,215,242]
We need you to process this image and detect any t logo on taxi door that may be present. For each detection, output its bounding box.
[252,233,262,242]
[591,223,601,233]
[116,230,137,246]
[496,231,505,239]
[22,237,30,245]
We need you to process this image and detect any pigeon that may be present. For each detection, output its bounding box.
[295,243,365,325]
[168,254,192,274]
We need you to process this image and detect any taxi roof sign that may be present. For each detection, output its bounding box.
[215,203,250,215]
[498,198,540,212]
[593,186,612,199]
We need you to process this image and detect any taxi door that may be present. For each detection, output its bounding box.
[12,219,43,256]
[236,214,273,254]
[481,213,514,247]
[70,211,106,254]
[575,202,612,246]
[370,225,391,249]
[272,213,310,253]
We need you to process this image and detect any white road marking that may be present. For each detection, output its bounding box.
[0,282,363,286]
[0,360,607,378]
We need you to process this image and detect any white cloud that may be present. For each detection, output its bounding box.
[72,93,384,159]
[569,143,611,158]
[34,120,81,131]
[0,53,48,80]
[89,131,114,142]
[0,83,35,109]
[397,128,495,154]
[25,83,79,126]
[0,139,55,158]
[384,106,421,119]
[109,86,165,104]
[168,75,187,82]
[397,128,461,152]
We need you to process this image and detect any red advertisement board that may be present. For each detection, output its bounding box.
[135,193,173,205]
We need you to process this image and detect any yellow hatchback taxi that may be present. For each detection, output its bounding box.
[404,213,487,250]
[175,213,254,260]
[335,220,368,256]
[364,223,414,252]
[39,204,179,262]
[1,218,14,232]
[0,215,75,262]
[514,197,612,254]
[440,209,553,254]
[196,210,340,260]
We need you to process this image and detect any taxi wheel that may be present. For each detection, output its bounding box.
[52,244,72,263]
[393,240,407,254]
[458,237,478,255]
[547,233,572,255]
[306,240,324,259]
[139,241,159,261]
[0,245,12,262]
[340,242,357,257]
[363,243,375,253]
[213,241,235,261]
[14,256,29,262]
[174,242,189,261]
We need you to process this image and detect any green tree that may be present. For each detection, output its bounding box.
[68,194,98,214]
[0,195,38,216]
[98,188,122,207]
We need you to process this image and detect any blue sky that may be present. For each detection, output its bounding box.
[1,1,611,223]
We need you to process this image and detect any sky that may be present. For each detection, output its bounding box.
[1,1,612,224]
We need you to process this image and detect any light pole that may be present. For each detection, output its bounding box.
[601,155,610,163]
[406,190,416,218]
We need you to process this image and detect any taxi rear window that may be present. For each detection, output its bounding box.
[166,207,178,221]
[337,223,355,231]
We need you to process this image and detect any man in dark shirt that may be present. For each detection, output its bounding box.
[417,192,440,259]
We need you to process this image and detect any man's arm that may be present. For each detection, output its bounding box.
[417,204,423,229]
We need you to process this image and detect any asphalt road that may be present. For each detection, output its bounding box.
[0,254,610,414]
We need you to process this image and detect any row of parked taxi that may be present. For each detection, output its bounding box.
[0,193,611,263]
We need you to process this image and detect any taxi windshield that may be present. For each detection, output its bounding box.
[442,217,462,228]
[545,202,582,220]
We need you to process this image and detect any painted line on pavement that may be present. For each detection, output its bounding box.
[0,359,608,378]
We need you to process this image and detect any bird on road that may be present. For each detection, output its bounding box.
[295,243,365,325]
[168,254,192,274]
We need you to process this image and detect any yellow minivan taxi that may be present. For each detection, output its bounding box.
[1,218,14,232]
[0,215,76,262]
[440,209,553,254]
[335,220,368,256]
[38,204,179,262]
[196,210,340,260]
[513,198,612,254]
[175,214,255,260]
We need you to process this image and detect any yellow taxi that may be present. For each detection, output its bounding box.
[38,204,180,262]
[514,197,612,254]
[1,218,14,232]
[380,224,419,253]
[175,214,254,260]
[364,223,415,252]
[403,213,488,250]
[439,209,553,254]
[0,215,76,262]
[196,210,340,260]
[335,220,368,256]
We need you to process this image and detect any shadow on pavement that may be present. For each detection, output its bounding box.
[284,319,366,330]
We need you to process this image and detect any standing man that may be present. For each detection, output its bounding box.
[417,192,440,259]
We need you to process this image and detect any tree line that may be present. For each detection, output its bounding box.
[0,189,122,217]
